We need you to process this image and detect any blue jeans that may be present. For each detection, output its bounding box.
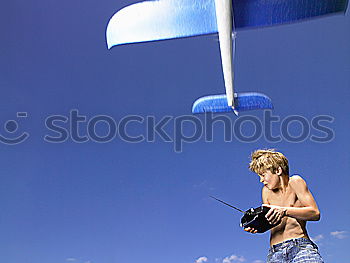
[267,238,324,263]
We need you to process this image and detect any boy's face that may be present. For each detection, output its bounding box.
[258,169,281,190]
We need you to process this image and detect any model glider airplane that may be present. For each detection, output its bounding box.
[106,0,348,114]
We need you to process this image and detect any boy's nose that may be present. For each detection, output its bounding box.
[260,177,264,183]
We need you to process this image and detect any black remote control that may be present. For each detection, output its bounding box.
[210,196,277,233]
[240,206,277,233]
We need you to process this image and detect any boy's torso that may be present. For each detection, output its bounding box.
[265,177,309,246]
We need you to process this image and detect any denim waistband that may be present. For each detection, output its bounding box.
[270,238,317,252]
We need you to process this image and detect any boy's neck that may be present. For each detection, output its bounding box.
[275,174,290,193]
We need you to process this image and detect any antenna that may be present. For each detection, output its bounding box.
[209,195,244,213]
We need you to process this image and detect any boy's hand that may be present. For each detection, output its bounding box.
[263,204,287,225]
[244,227,257,234]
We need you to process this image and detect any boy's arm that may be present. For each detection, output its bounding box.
[262,185,269,205]
[264,176,320,224]
[284,175,320,221]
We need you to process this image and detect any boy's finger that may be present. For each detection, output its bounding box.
[249,228,256,233]
[274,214,283,224]
[272,216,279,224]
[265,209,273,218]
[266,209,275,220]
[267,215,275,223]
[268,211,278,223]
[244,227,257,233]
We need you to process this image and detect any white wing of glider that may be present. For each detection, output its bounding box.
[106,0,218,48]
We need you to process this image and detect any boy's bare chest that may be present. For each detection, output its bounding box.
[268,188,302,207]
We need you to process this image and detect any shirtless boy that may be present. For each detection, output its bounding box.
[246,149,324,263]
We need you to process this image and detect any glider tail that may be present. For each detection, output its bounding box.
[191,93,273,114]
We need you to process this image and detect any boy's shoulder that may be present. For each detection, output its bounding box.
[289,174,306,184]
[290,174,303,182]
[289,174,309,192]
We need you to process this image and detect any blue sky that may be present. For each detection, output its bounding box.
[0,0,349,263]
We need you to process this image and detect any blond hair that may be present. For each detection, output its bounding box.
[249,149,289,175]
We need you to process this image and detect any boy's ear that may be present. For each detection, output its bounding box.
[276,167,282,176]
